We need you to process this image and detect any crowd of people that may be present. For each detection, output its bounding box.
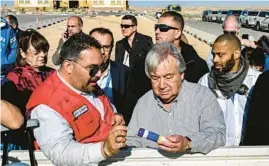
[1,11,269,165]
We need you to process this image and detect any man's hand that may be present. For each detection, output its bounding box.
[111,113,125,126]
[241,39,257,48]
[102,125,127,158]
[61,30,69,42]
[158,135,190,153]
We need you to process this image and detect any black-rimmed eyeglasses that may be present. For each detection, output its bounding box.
[155,24,179,32]
[101,45,112,51]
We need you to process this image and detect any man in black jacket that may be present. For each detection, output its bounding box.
[155,11,209,82]
[90,28,129,119]
[115,15,153,68]
[243,70,269,145]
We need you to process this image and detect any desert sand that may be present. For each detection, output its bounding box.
[37,15,210,68]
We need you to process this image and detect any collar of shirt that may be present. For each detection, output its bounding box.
[23,65,42,76]
[101,62,111,79]
[97,62,111,87]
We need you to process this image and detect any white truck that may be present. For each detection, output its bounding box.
[240,10,259,28]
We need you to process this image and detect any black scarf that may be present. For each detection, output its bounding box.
[208,57,249,99]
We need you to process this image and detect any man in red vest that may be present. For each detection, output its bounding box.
[26,33,127,165]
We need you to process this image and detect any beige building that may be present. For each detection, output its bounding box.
[14,0,128,11]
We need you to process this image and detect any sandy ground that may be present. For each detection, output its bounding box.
[37,15,210,68]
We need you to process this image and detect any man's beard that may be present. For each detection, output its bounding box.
[213,58,235,76]
[81,77,99,93]
[81,84,95,93]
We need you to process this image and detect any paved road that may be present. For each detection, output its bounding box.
[13,12,130,29]
[13,14,69,29]
[185,20,269,40]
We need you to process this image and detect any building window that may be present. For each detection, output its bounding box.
[117,0,122,5]
[111,0,116,5]
[25,0,30,4]
[93,0,105,5]
[38,0,42,4]
[44,0,49,4]
[19,0,24,4]
[93,0,98,5]
[99,0,104,5]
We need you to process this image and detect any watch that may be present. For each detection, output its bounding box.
[184,136,192,151]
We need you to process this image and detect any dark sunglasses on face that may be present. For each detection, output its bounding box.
[120,24,135,29]
[223,30,237,36]
[88,64,101,77]
[66,59,101,77]
[155,24,179,32]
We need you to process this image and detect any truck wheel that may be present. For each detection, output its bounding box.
[245,21,249,28]
[256,22,260,31]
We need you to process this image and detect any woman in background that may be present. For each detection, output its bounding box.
[7,29,55,112]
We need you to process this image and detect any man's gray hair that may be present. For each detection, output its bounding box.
[222,15,241,29]
[145,42,186,78]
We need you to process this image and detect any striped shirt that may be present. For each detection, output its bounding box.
[127,81,226,154]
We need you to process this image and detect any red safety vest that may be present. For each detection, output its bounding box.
[26,72,114,145]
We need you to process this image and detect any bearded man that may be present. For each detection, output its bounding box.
[199,34,261,146]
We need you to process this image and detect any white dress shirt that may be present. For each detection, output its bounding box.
[198,68,260,146]
[31,72,116,166]
[123,51,130,67]
[97,63,113,103]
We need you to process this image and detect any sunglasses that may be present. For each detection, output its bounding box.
[120,24,135,29]
[223,30,237,36]
[155,24,179,32]
[66,59,101,77]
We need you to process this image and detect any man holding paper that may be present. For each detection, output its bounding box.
[127,43,226,154]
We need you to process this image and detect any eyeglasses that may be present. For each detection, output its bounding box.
[120,24,135,29]
[155,24,179,32]
[101,45,112,51]
[223,30,237,36]
[28,49,47,56]
[66,59,101,77]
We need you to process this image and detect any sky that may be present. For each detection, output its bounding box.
[1,0,269,7]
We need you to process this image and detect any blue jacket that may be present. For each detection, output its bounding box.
[1,17,18,76]
[263,54,269,72]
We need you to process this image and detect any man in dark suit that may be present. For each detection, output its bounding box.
[90,28,129,121]
[243,70,269,145]
[115,15,153,68]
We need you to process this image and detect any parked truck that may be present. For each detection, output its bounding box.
[162,4,181,14]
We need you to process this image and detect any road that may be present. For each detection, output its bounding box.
[12,11,139,29]
[13,14,268,40]
[185,20,269,40]
[14,14,69,29]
